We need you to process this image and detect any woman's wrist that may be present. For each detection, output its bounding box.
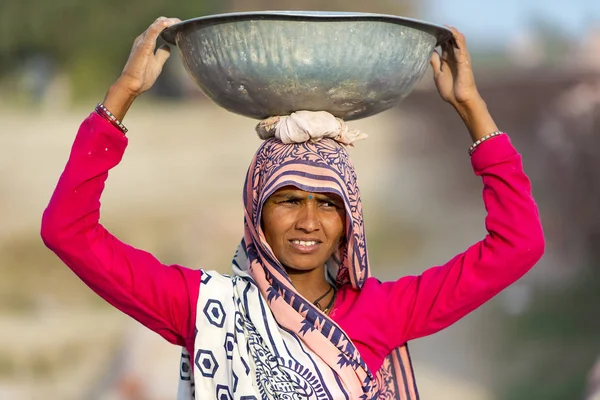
[454,96,499,142]
[103,81,138,122]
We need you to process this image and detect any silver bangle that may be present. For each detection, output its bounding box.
[469,131,504,156]
[95,103,128,134]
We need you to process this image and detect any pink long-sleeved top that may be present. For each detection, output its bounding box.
[41,113,544,374]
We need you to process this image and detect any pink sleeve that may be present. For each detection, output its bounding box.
[380,134,545,348]
[41,113,200,348]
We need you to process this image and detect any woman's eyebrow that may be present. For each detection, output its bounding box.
[271,191,303,200]
[314,194,343,204]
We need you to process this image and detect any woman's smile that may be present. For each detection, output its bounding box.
[288,238,322,254]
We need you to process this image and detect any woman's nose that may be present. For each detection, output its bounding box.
[295,204,320,232]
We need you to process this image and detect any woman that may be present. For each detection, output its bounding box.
[41,17,545,399]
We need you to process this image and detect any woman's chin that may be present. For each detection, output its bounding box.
[282,259,325,274]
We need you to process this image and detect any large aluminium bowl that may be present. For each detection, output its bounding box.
[161,11,452,121]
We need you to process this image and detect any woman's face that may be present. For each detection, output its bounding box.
[261,187,346,272]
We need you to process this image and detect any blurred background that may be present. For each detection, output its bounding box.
[1,0,599,399]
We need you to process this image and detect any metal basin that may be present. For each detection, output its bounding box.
[161,11,452,121]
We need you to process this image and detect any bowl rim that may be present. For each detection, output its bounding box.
[160,10,453,47]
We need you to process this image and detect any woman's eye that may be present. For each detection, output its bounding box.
[283,199,299,204]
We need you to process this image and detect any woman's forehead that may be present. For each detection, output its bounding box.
[269,185,344,202]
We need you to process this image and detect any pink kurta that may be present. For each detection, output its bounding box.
[41,113,544,374]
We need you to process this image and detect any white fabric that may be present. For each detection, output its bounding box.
[176,244,351,400]
[256,110,368,146]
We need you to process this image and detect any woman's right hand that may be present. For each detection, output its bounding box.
[117,16,181,97]
[103,17,180,121]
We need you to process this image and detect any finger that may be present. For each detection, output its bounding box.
[430,50,442,75]
[448,27,470,64]
[133,33,144,48]
[443,25,458,48]
[154,44,172,65]
[451,28,465,52]
[445,26,460,47]
[441,41,454,64]
[144,17,180,46]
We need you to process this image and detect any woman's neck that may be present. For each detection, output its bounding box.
[285,266,332,304]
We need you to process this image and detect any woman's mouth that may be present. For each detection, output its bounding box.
[289,240,320,253]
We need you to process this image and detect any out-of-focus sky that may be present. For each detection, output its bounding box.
[422,0,600,46]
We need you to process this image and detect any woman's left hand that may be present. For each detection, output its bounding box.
[430,27,482,109]
[430,27,499,141]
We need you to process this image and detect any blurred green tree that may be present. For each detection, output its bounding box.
[498,268,600,399]
[0,0,219,100]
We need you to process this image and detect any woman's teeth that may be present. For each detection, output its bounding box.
[292,240,317,246]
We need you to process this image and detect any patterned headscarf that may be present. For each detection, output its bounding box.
[240,137,419,399]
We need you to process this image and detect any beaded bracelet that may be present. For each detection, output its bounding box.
[468,131,504,156]
[95,103,128,134]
